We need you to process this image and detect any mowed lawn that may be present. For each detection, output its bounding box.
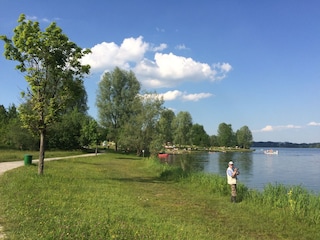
[0,153,319,239]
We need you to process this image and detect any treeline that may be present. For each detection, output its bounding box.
[252,141,320,148]
[0,104,105,151]
[0,93,253,155]
[0,14,253,165]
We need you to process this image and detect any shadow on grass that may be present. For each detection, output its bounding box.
[109,176,165,184]
[115,157,140,160]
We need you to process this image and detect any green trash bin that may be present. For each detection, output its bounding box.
[24,154,33,165]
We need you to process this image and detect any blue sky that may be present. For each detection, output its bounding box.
[1,0,320,143]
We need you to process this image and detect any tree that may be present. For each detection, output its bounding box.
[47,109,86,150]
[96,67,141,151]
[190,123,210,147]
[120,92,164,155]
[172,111,193,146]
[1,14,90,174]
[236,125,253,149]
[210,135,219,147]
[217,123,234,147]
[0,104,37,149]
[157,109,175,145]
[80,118,104,155]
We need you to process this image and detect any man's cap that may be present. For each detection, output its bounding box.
[228,161,234,165]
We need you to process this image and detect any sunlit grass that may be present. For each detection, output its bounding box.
[0,149,90,162]
[0,153,319,239]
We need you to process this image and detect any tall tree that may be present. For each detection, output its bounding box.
[47,109,86,150]
[80,117,104,155]
[217,123,234,147]
[120,92,164,155]
[96,67,141,151]
[157,109,175,145]
[172,111,193,146]
[1,14,90,174]
[190,123,210,147]
[236,125,253,149]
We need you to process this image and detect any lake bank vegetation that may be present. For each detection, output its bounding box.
[0,152,319,239]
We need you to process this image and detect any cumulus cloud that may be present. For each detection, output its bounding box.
[81,36,232,88]
[308,121,320,126]
[143,90,212,102]
[257,124,302,132]
[81,36,148,71]
[135,53,231,88]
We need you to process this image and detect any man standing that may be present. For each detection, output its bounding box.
[226,161,239,203]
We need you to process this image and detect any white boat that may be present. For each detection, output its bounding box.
[264,149,279,155]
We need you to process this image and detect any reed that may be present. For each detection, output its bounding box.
[154,158,320,225]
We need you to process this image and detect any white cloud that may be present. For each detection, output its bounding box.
[81,36,232,89]
[135,53,231,88]
[308,121,320,126]
[261,125,274,132]
[161,90,183,101]
[159,90,212,101]
[141,90,212,102]
[26,15,59,23]
[82,36,149,71]
[151,43,167,52]
[181,92,213,101]
[26,15,38,21]
[257,124,302,132]
[175,44,188,50]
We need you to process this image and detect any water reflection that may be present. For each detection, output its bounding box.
[162,154,207,172]
[160,148,320,193]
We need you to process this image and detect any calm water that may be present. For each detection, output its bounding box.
[163,148,320,193]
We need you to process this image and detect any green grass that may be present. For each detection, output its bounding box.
[0,153,319,239]
[0,149,90,162]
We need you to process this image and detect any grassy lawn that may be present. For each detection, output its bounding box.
[0,152,319,239]
[0,149,91,162]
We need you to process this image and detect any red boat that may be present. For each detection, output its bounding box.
[158,153,169,158]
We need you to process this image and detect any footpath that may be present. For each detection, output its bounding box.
[0,153,99,176]
[0,153,99,239]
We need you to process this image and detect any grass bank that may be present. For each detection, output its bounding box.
[0,149,90,163]
[0,153,319,239]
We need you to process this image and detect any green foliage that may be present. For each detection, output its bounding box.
[0,104,38,150]
[190,123,211,147]
[156,109,175,144]
[236,125,253,149]
[1,14,91,174]
[172,111,193,145]
[217,122,235,147]
[96,67,141,151]
[120,92,164,155]
[47,109,86,150]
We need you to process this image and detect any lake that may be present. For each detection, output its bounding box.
[163,148,320,194]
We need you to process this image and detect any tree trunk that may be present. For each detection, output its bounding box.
[38,129,46,175]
